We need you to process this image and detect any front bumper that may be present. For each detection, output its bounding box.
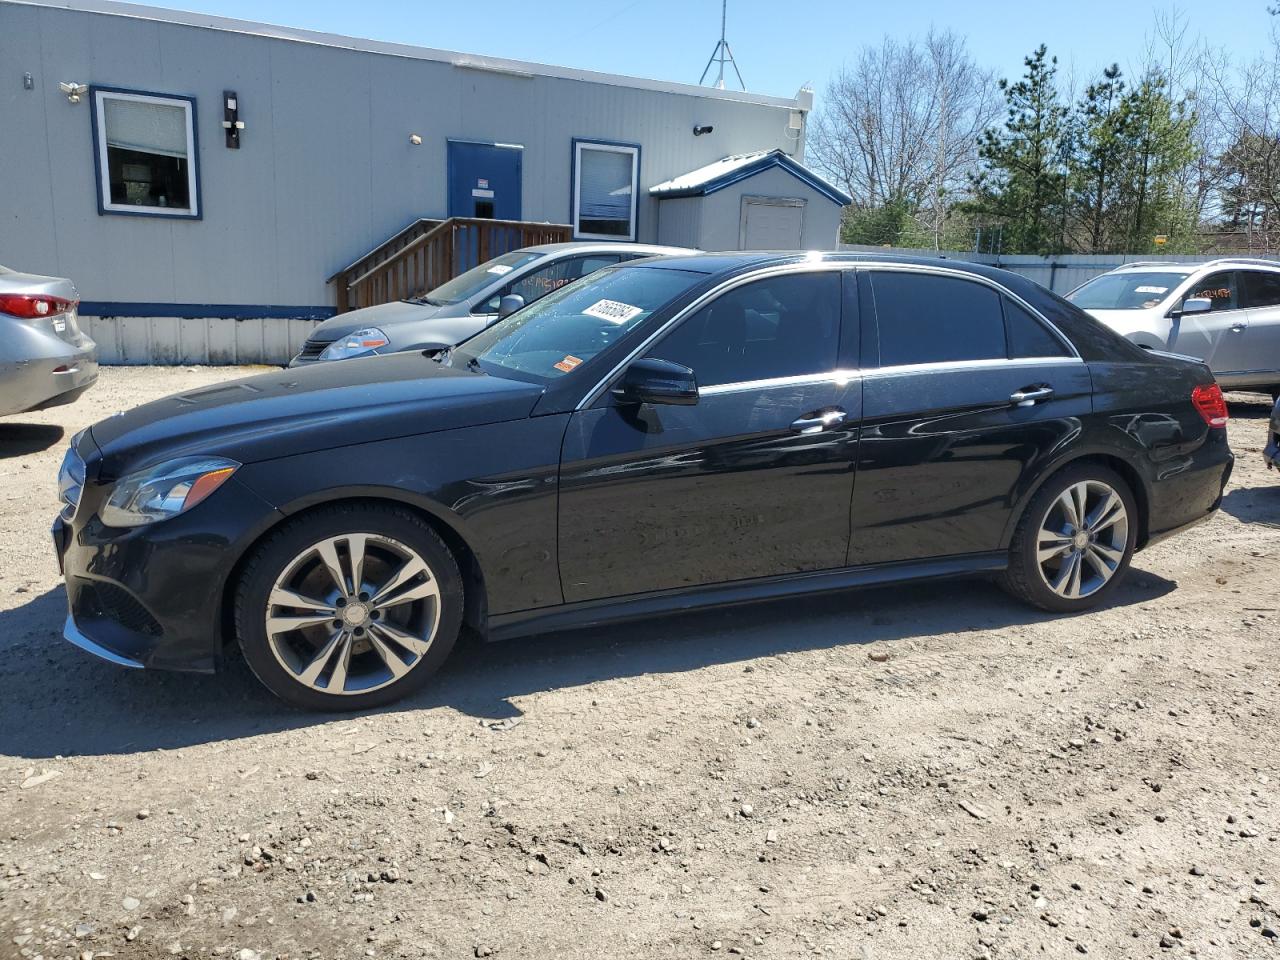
[53,474,282,673]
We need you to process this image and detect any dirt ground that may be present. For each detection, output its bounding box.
[0,366,1277,960]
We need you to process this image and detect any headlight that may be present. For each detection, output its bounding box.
[318,327,390,361]
[56,431,87,522]
[100,457,239,528]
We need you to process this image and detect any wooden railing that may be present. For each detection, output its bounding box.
[328,217,573,313]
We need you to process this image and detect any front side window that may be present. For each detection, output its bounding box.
[871,271,1005,366]
[648,272,841,387]
[573,141,639,241]
[506,255,622,305]
[1067,271,1190,310]
[452,266,704,383]
[1182,271,1237,311]
[92,88,198,218]
[1241,270,1280,308]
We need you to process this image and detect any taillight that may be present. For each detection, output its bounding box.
[0,294,76,319]
[1191,383,1228,428]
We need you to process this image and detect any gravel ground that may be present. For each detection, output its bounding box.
[0,366,1277,960]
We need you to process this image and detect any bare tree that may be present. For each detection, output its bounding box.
[809,29,1000,248]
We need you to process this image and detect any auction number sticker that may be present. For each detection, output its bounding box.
[554,354,583,373]
[583,299,643,324]
[1134,285,1168,294]
[487,264,514,276]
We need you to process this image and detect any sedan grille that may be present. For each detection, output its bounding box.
[295,336,333,362]
[77,581,163,637]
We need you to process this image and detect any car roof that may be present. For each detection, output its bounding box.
[1110,257,1280,273]
[519,242,700,256]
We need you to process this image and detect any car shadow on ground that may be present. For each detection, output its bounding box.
[0,569,1176,760]
[0,423,64,457]
[1220,483,1280,527]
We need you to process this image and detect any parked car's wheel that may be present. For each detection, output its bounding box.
[1001,464,1137,613]
[235,503,463,710]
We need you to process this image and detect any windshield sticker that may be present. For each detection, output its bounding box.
[553,355,583,373]
[583,299,644,325]
[1134,285,1168,294]
[487,264,514,276]
[1142,299,1160,308]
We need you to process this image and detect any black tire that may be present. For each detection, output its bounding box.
[1001,463,1138,613]
[235,502,463,711]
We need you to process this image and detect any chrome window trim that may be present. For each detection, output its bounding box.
[699,369,861,397]
[575,258,1084,411]
[863,356,1083,378]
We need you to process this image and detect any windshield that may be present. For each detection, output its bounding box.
[451,266,706,384]
[420,251,546,305]
[1067,271,1191,310]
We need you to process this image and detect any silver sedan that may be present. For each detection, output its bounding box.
[0,265,98,417]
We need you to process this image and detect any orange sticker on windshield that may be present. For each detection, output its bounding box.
[554,355,583,373]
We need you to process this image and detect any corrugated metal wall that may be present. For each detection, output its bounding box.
[1,0,810,363]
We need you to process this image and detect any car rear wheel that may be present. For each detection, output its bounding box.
[1002,464,1137,613]
[235,503,463,710]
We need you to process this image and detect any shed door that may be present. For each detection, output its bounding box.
[447,141,523,220]
[740,196,805,249]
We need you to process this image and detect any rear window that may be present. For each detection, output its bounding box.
[1067,271,1190,310]
[871,271,1005,366]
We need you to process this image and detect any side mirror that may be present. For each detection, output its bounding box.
[612,357,698,406]
[1178,297,1212,316]
[497,294,525,319]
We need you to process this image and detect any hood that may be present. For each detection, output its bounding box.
[308,299,446,342]
[88,352,543,477]
[1080,307,1169,340]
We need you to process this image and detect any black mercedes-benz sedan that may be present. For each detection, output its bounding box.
[53,253,1234,710]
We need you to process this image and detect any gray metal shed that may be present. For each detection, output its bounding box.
[651,149,851,251]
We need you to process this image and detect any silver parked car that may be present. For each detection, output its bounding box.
[1068,257,1280,396]
[0,265,98,417]
[291,242,696,365]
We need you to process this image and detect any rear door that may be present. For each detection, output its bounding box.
[557,267,860,602]
[848,268,1092,566]
[1239,269,1280,380]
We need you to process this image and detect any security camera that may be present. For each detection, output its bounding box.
[59,81,89,104]
[409,134,423,145]
[693,124,714,136]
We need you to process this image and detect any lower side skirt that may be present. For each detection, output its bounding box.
[487,552,1008,643]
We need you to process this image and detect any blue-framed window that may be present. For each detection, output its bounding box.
[571,139,639,241]
[91,87,201,220]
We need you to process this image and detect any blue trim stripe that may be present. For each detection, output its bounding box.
[79,302,336,320]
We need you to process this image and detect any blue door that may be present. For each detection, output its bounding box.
[447,141,523,220]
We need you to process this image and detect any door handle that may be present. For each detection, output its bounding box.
[1010,385,1055,407]
[1229,322,1247,333]
[790,408,847,434]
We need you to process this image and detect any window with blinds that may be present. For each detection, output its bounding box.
[92,89,199,218]
[573,140,639,241]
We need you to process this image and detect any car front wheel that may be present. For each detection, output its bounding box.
[235,503,463,710]
[1002,464,1137,613]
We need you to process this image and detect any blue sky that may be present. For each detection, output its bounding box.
[163,0,1274,99]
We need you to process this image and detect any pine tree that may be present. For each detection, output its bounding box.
[970,45,1070,255]
[1068,65,1127,253]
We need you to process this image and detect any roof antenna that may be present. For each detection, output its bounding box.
[699,0,745,91]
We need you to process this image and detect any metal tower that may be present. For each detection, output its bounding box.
[699,0,745,91]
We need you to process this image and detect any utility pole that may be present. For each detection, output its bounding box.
[700,0,745,91]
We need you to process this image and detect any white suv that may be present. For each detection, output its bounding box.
[1067,257,1280,396]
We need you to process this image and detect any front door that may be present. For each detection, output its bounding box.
[557,269,859,602]
[1169,271,1249,374]
[447,141,522,220]
[849,269,1093,566]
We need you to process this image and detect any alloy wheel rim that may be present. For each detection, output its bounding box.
[265,533,440,695]
[1035,480,1129,600]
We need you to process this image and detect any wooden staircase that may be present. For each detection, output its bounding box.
[328,217,573,313]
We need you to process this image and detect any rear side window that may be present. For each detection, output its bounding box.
[871,271,1004,366]
[650,271,840,387]
[1242,270,1280,308]
[1005,298,1071,358]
